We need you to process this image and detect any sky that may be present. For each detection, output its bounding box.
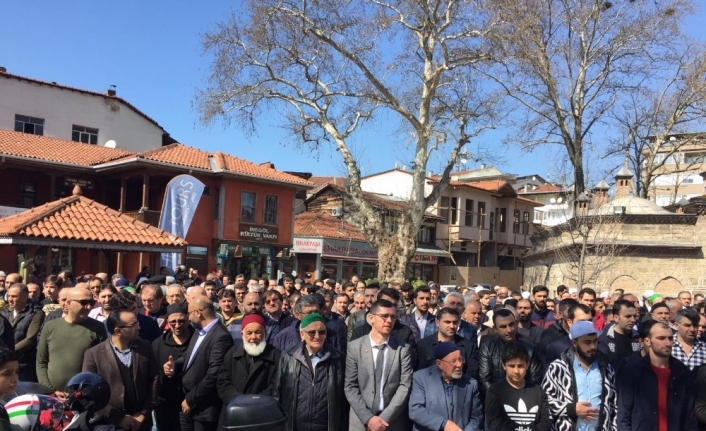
[1,1,704,181]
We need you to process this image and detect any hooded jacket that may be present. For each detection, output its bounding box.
[151,327,194,405]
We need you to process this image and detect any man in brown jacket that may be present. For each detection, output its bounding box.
[83,309,159,431]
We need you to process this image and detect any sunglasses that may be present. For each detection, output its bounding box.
[304,329,327,337]
[76,299,95,307]
[168,319,187,326]
[373,314,397,321]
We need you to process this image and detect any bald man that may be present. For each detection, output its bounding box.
[186,286,207,304]
[37,287,107,399]
[181,297,233,431]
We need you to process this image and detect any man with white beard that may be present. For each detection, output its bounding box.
[216,313,281,419]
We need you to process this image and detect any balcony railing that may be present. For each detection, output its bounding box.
[123,209,162,226]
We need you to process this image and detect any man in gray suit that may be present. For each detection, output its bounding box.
[409,342,483,431]
[345,299,413,431]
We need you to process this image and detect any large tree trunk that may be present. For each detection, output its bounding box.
[376,230,417,282]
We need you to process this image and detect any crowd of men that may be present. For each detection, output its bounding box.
[0,266,706,431]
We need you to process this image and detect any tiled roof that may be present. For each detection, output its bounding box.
[0,129,134,166]
[518,183,563,194]
[0,71,165,130]
[137,144,211,170]
[294,211,367,241]
[310,176,346,187]
[465,179,507,191]
[215,152,312,185]
[0,193,186,247]
[0,130,313,187]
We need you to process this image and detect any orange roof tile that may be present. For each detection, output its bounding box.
[519,184,563,193]
[0,129,134,166]
[309,176,347,187]
[464,179,507,191]
[294,211,367,241]
[0,71,165,131]
[215,152,312,185]
[137,144,211,170]
[0,194,186,249]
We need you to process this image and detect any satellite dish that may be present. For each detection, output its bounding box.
[557,197,563,203]
[550,198,556,204]
[104,140,117,148]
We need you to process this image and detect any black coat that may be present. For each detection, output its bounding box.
[618,354,698,431]
[217,342,281,403]
[151,327,194,431]
[181,321,234,422]
[0,313,14,350]
[272,342,348,431]
[536,320,567,374]
[478,336,542,399]
[417,333,479,380]
[2,304,44,381]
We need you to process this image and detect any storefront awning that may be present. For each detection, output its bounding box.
[321,254,378,263]
[411,246,452,265]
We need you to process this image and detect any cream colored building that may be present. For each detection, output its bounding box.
[524,165,704,297]
[645,133,706,206]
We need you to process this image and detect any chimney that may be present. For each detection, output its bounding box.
[0,67,6,74]
[106,85,117,97]
[614,158,634,200]
[480,163,486,169]
[574,191,590,216]
[592,180,610,209]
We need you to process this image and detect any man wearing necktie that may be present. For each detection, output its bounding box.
[345,299,413,431]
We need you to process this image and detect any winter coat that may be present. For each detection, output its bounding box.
[478,336,542,398]
[537,320,568,374]
[272,341,348,431]
[217,342,280,403]
[151,327,194,406]
[2,303,44,380]
[541,347,617,431]
[597,323,641,369]
[417,333,479,380]
[530,306,555,329]
[619,354,697,431]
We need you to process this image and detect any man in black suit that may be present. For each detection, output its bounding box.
[174,297,234,431]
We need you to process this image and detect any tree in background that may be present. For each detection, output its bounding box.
[486,0,693,198]
[195,0,501,280]
[609,40,706,202]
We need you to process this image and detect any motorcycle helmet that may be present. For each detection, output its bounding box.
[5,394,66,431]
[64,372,110,414]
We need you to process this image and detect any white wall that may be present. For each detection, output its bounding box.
[361,170,433,199]
[0,77,164,152]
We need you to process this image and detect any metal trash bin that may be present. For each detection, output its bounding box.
[221,394,286,431]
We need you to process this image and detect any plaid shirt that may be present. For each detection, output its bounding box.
[672,337,706,370]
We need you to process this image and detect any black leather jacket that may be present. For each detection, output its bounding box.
[478,335,542,398]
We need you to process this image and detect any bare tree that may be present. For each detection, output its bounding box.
[529,205,628,289]
[196,0,501,280]
[486,0,692,198]
[609,41,706,201]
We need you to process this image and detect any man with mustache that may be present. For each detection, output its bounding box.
[217,313,280,427]
[542,321,618,431]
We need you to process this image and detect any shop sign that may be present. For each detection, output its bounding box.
[323,239,378,260]
[217,244,229,259]
[238,225,279,242]
[241,245,253,256]
[64,176,95,189]
[293,237,323,254]
[0,205,25,219]
[187,246,208,255]
[410,254,439,264]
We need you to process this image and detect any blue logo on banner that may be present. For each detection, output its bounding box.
[158,175,205,270]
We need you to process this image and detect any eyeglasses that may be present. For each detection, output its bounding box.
[168,319,186,326]
[76,299,95,307]
[440,357,465,366]
[265,299,280,304]
[373,314,397,321]
[304,329,327,337]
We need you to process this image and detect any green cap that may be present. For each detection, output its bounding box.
[301,312,325,329]
[648,293,662,303]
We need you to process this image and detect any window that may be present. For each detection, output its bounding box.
[685,152,706,164]
[513,209,521,233]
[499,208,507,232]
[477,202,486,229]
[464,199,474,226]
[15,115,44,135]
[417,226,434,244]
[71,125,98,144]
[241,191,256,222]
[440,196,449,224]
[450,197,458,225]
[213,187,220,220]
[383,210,398,233]
[19,182,37,208]
[522,211,530,235]
[264,195,278,224]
